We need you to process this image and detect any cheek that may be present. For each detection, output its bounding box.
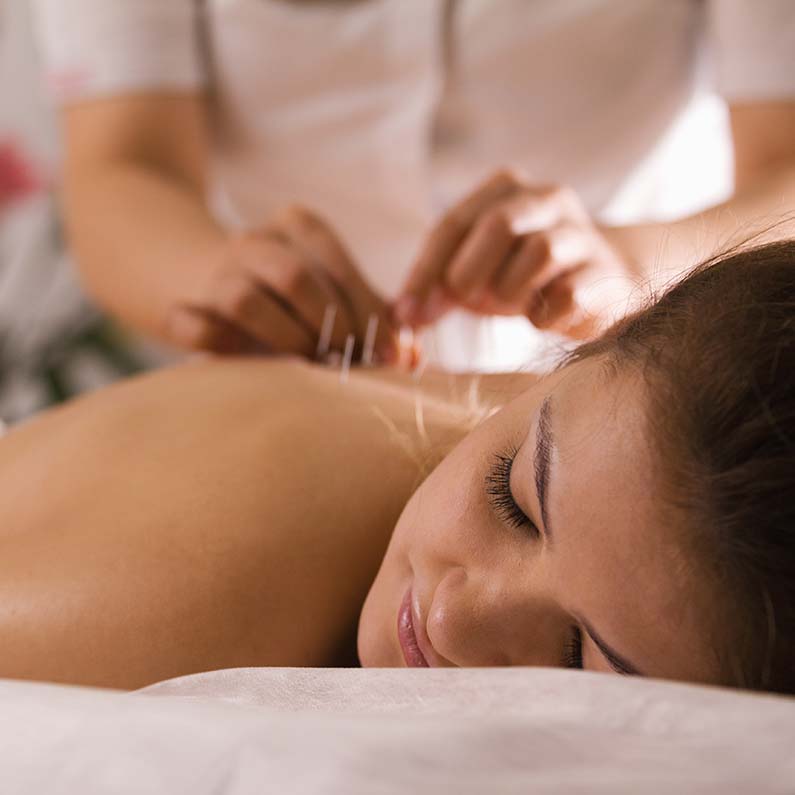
[392,435,498,566]
[356,467,461,666]
[358,404,533,666]
[398,393,534,554]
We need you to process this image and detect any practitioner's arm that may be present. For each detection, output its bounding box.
[605,102,795,289]
[59,96,397,358]
[395,104,795,339]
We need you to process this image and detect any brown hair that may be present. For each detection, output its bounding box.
[566,239,795,694]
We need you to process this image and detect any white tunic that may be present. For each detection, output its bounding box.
[31,0,795,369]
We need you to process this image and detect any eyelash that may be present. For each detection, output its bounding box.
[486,448,583,671]
[562,626,584,669]
[484,446,539,536]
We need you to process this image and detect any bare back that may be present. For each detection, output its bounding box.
[0,359,529,688]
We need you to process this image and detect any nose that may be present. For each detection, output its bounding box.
[426,564,566,667]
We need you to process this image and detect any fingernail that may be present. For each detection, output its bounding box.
[394,295,419,325]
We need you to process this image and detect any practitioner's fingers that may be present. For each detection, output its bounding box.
[525,271,583,333]
[165,305,262,355]
[239,234,356,355]
[396,175,641,341]
[489,222,587,313]
[444,189,570,308]
[444,205,518,304]
[267,205,399,363]
[395,169,523,325]
[196,267,316,356]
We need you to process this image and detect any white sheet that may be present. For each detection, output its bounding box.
[2,667,794,793]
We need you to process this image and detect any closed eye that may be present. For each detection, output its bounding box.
[484,447,540,537]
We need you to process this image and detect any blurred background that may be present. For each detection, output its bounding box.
[1,0,158,422]
[0,0,736,422]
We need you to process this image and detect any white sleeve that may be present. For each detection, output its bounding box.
[707,0,795,101]
[30,0,207,105]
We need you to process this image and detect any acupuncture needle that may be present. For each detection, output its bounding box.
[340,333,355,384]
[362,313,379,367]
[316,303,337,361]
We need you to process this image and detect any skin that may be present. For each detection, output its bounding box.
[61,83,795,353]
[0,358,520,689]
[396,102,795,337]
[59,97,398,359]
[0,356,720,689]
[358,357,719,684]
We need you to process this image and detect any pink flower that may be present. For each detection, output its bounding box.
[0,140,43,210]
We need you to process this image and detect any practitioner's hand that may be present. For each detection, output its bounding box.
[393,170,638,339]
[165,206,399,361]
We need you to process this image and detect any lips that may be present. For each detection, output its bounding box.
[397,586,430,667]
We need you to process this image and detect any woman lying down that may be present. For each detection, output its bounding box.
[0,241,792,695]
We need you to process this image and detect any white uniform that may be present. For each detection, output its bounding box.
[31,0,795,369]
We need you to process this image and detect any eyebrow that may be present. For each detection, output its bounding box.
[577,616,644,677]
[533,396,553,540]
[532,396,645,678]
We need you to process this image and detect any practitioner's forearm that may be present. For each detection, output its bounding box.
[602,161,795,295]
[62,158,226,342]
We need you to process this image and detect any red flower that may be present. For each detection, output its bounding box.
[0,140,43,209]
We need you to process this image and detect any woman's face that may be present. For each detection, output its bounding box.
[358,356,720,683]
